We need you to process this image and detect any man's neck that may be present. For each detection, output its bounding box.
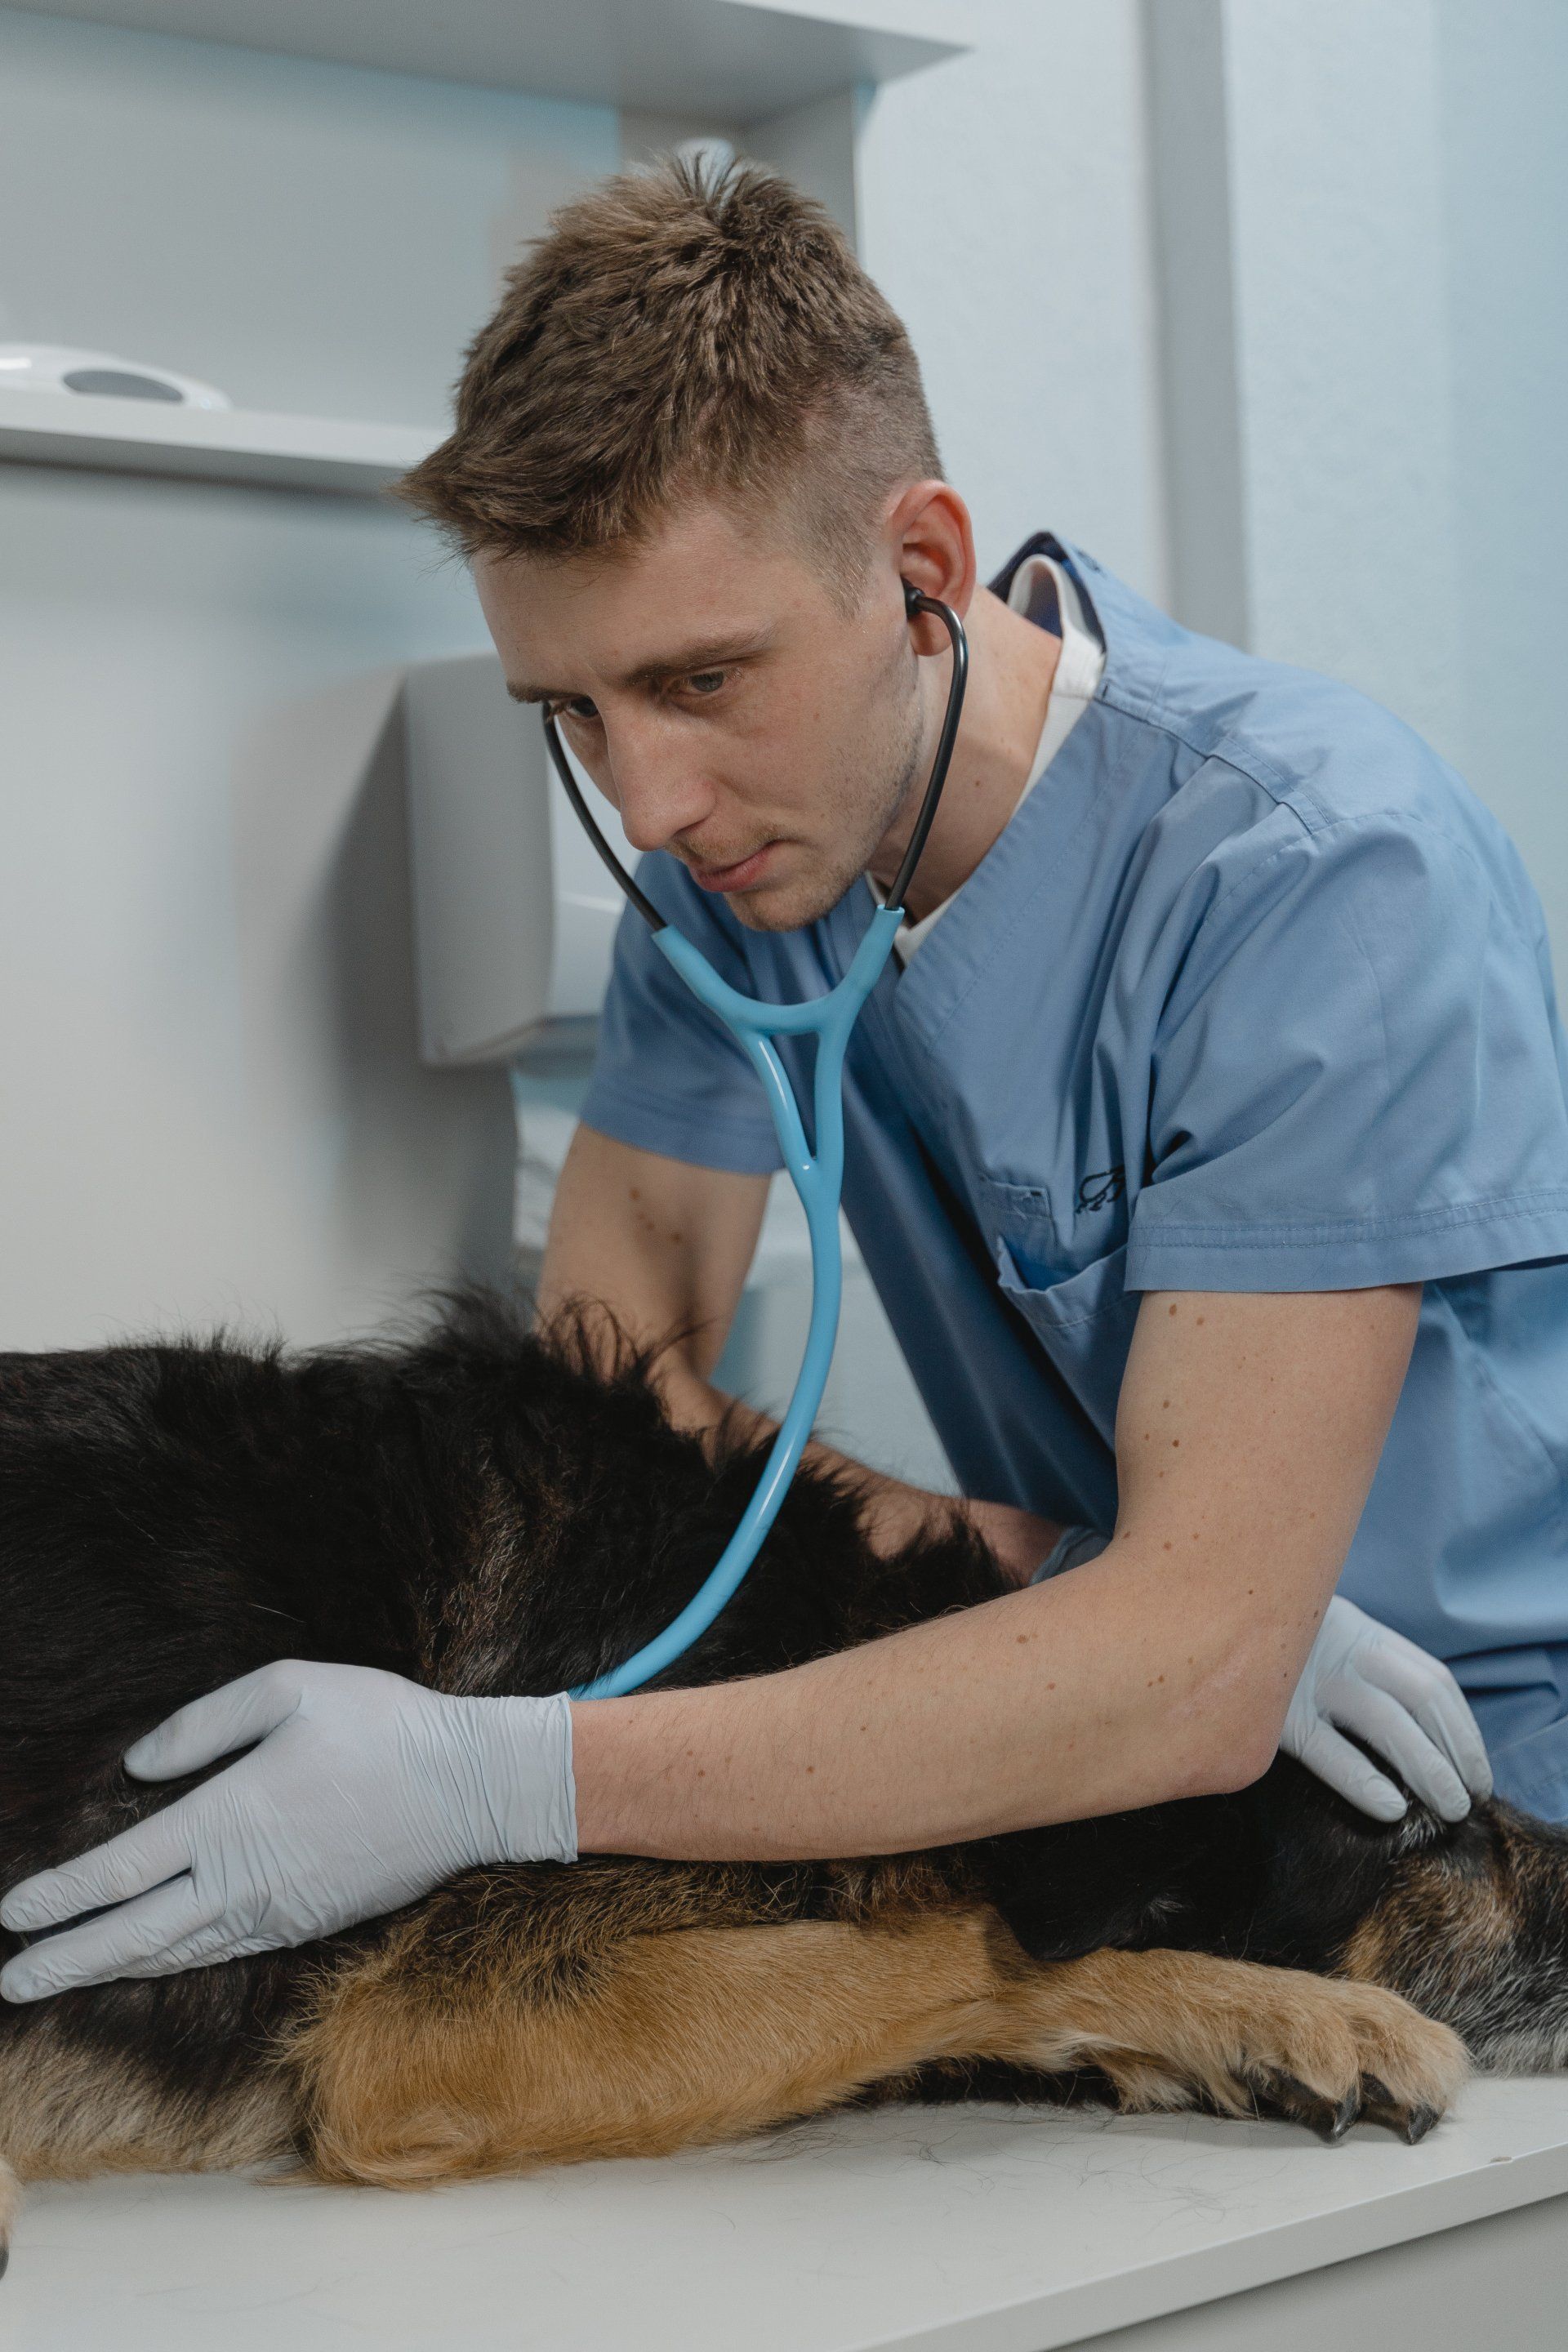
[868,584,1059,925]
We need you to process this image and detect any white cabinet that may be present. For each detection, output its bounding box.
[403,649,639,1067]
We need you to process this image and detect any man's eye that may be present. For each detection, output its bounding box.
[684,670,727,697]
[551,695,600,724]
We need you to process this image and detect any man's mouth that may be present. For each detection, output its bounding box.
[685,841,780,893]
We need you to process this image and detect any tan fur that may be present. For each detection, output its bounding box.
[1334,1809,1568,2073]
[1343,1868,1508,1993]
[0,2159,17,2276]
[287,1904,1467,2189]
[1342,1849,1517,1989]
[1016,1944,1468,2125]
[2,2019,292,2184]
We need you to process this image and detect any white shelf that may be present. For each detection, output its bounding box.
[1,1,971,496]
[0,387,440,497]
[22,0,967,122]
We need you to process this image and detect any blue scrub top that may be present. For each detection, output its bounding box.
[580,532,1568,1817]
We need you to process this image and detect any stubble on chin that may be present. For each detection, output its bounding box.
[723,846,876,935]
[726,710,924,937]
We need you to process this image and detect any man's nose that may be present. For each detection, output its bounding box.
[599,712,715,854]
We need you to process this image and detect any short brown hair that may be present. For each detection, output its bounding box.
[391,154,941,599]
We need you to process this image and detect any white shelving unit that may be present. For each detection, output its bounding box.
[0,385,438,497]
[3,0,968,497]
[17,0,966,124]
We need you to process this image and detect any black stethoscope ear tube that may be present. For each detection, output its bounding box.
[543,710,668,931]
[891,585,967,913]
[541,579,968,932]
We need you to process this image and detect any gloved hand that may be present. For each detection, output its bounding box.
[1282,1595,1493,1824]
[0,1662,577,2002]
[1031,1532,1492,1826]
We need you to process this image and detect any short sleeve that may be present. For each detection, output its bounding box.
[577,851,784,1175]
[1125,813,1568,1291]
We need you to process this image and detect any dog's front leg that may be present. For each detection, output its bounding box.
[290,1900,1024,2184]
[991,1944,1469,2141]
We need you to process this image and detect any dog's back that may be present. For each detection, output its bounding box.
[0,1290,1565,2245]
[0,1297,1005,2172]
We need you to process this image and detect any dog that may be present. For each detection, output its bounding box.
[3,1285,1565,2270]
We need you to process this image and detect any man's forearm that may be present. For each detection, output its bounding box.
[569,1531,1280,1860]
[657,1359,1063,1588]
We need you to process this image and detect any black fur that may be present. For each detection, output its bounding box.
[1,1287,1563,2129]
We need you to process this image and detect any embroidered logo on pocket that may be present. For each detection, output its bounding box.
[1076,1164,1125,1211]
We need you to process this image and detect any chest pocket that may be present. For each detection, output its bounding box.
[979,1178,1141,1454]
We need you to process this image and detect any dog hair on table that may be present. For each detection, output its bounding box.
[3,1288,1566,2267]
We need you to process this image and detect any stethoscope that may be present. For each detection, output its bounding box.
[543,581,968,1699]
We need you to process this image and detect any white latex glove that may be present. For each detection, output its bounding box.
[0,1661,577,2002]
[1282,1595,1493,1824]
[1031,1536,1491,1826]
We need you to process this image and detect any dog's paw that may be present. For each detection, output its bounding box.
[1095,1959,1468,2142]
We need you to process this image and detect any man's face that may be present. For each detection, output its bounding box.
[474,499,927,933]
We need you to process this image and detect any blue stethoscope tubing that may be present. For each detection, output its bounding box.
[544,582,968,1700]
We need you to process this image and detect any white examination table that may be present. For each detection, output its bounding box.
[7,2077,1566,2350]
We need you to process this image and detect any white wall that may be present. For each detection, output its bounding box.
[0,7,618,1348]
[1436,0,1568,970]
[858,0,1169,600]
[1222,0,1463,751]
[1144,0,1568,969]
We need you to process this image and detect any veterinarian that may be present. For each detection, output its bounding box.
[8,159,1568,2002]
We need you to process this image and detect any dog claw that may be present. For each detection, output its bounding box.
[1242,2066,1321,2129]
[1327,2091,1360,2142]
[1403,2104,1441,2145]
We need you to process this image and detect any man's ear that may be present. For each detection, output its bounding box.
[884,480,977,657]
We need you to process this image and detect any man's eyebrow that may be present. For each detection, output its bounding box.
[505,630,773,706]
